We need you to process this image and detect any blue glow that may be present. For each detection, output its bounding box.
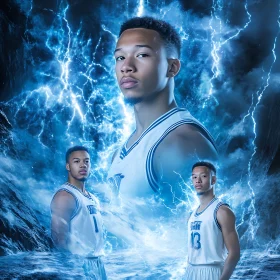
[0,0,280,279]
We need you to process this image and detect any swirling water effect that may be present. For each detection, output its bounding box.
[0,0,280,279]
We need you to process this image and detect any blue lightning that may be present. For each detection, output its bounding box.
[244,3,280,245]
[203,0,252,108]
[1,0,280,278]
[136,0,145,17]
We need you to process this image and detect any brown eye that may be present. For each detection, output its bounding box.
[137,53,149,58]
[115,56,124,61]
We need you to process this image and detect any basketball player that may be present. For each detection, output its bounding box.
[185,162,240,280]
[108,17,218,205]
[51,146,107,279]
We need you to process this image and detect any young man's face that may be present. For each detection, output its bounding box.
[114,28,170,104]
[66,150,91,182]
[191,166,216,195]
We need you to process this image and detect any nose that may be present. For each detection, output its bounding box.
[80,162,87,168]
[196,176,202,183]
[120,57,136,74]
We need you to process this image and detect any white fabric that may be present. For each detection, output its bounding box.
[187,198,228,265]
[53,183,104,257]
[184,264,223,280]
[108,107,216,198]
[83,257,107,280]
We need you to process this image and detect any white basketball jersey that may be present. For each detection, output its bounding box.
[52,183,104,257]
[108,107,217,198]
[187,197,228,265]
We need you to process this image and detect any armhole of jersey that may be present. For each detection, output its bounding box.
[146,119,217,193]
[111,148,119,163]
[52,188,80,220]
[214,202,230,232]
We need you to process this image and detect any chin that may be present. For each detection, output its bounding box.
[78,177,88,182]
[124,97,143,106]
[197,191,206,196]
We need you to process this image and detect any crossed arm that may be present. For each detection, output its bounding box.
[50,191,76,250]
[217,205,240,280]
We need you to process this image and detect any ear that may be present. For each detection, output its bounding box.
[167,59,181,77]
[211,175,216,185]
[66,163,70,171]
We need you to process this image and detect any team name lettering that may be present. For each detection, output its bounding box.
[191,221,202,231]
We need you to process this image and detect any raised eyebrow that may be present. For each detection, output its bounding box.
[114,44,154,54]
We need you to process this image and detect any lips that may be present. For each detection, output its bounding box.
[79,170,87,175]
[120,76,138,89]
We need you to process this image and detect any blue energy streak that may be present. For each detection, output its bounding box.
[1,0,280,278]
[245,4,280,244]
[204,0,252,108]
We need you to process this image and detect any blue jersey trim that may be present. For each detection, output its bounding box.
[65,182,94,201]
[146,119,217,193]
[214,202,230,231]
[53,188,80,220]
[194,197,218,217]
[120,107,186,159]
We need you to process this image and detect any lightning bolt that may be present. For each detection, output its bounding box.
[244,3,280,244]
[136,0,145,17]
[204,0,252,108]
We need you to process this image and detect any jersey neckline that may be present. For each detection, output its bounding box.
[65,182,94,201]
[120,107,187,159]
[194,197,217,217]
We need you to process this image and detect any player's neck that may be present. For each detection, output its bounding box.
[133,94,177,135]
[198,191,215,209]
[68,177,86,193]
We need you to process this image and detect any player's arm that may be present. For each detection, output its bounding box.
[153,125,218,197]
[217,205,240,280]
[154,124,218,169]
[50,191,76,250]
[171,124,218,159]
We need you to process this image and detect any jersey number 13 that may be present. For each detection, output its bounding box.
[191,232,201,249]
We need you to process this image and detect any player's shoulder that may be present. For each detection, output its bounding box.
[171,122,216,145]
[158,123,218,159]
[51,188,77,209]
[165,122,205,140]
[54,188,76,200]
[217,203,235,220]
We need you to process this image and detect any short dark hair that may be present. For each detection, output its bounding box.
[192,161,216,175]
[119,16,181,58]
[65,146,89,163]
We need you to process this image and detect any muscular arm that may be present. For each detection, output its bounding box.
[50,191,76,250]
[153,124,218,202]
[217,206,240,280]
